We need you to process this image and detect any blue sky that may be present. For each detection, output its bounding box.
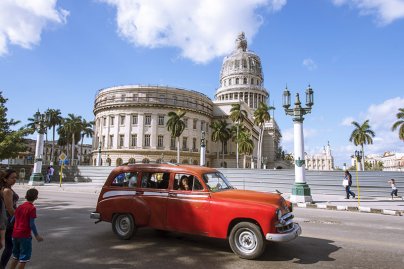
[1,0,404,167]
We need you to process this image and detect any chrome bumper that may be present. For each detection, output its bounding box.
[90,212,100,220]
[265,223,301,242]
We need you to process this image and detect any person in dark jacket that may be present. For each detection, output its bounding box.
[343,170,356,199]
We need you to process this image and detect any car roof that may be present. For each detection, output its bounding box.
[110,163,219,175]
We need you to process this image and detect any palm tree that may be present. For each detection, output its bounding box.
[392,108,404,141]
[230,103,247,168]
[46,108,63,164]
[210,119,231,166]
[253,102,274,169]
[25,116,37,134]
[349,120,376,171]
[62,114,83,164]
[238,129,254,168]
[166,110,186,163]
[79,119,94,163]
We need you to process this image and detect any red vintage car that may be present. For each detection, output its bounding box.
[91,163,301,259]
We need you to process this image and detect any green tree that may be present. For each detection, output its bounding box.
[253,102,274,168]
[238,129,254,168]
[60,114,83,164]
[210,119,231,166]
[230,103,247,168]
[46,108,63,163]
[349,120,376,170]
[391,108,404,141]
[166,110,186,163]
[0,91,29,160]
[79,119,94,162]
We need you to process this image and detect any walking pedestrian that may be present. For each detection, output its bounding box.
[388,179,398,200]
[9,188,43,269]
[45,167,50,184]
[0,169,19,269]
[342,170,356,199]
[48,165,54,183]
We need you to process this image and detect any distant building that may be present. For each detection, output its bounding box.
[305,142,335,171]
[380,152,404,171]
[350,152,404,171]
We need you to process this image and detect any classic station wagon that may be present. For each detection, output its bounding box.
[91,163,301,259]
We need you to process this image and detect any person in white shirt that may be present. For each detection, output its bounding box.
[388,178,398,200]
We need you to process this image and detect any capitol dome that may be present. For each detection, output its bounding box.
[215,32,269,110]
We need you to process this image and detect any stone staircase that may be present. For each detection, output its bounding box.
[73,166,403,197]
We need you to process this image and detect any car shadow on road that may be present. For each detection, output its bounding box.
[261,236,340,263]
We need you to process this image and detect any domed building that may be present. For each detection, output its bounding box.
[92,33,282,168]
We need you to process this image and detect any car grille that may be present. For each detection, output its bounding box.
[275,212,295,233]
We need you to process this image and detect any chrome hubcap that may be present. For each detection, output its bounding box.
[117,216,130,235]
[236,229,257,253]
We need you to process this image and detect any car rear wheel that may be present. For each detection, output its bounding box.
[112,214,136,240]
[229,222,266,260]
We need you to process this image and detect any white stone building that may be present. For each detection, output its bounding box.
[92,33,282,168]
[305,142,335,171]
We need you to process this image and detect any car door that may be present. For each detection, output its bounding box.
[136,171,170,229]
[166,173,210,235]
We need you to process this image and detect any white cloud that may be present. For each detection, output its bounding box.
[332,0,404,25]
[341,116,355,126]
[364,97,404,153]
[101,0,287,63]
[0,0,68,56]
[302,58,317,71]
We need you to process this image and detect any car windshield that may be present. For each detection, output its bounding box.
[203,172,234,192]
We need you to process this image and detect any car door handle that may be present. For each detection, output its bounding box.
[169,193,177,197]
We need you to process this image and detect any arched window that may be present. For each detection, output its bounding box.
[182,159,189,164]
[170,159,177,163]
[192,160,198,165]
[116,158,123,166]
[128,158,135,164]
[142,158,150,163]
[243,77,247,84]
[235,78,239,84]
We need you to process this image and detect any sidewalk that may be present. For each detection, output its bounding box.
[13,182,404,216]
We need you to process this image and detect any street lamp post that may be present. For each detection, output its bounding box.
[200,131,206,166]
[354,150,362,205]
[96,140,102,166]
[283,85,314,203]
[29,111,49,186]
[355,150,363,171]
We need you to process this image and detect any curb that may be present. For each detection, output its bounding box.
[295,202,402,216]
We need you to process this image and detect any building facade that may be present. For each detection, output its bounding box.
[92,33,283,168]
[305,142,335,171]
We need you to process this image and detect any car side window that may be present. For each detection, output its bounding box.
[174,174,203,191]
[112,173,127,187]
[126,172,138,187]
[141,172,170,189]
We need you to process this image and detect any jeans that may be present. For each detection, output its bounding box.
[391,189,398,197]
[0,225,13,268]
[345,186,355,199]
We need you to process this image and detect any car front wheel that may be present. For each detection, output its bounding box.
[229,222,266,259]
[112,214,136,240]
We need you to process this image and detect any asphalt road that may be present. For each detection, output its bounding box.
[7,188,404,269]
